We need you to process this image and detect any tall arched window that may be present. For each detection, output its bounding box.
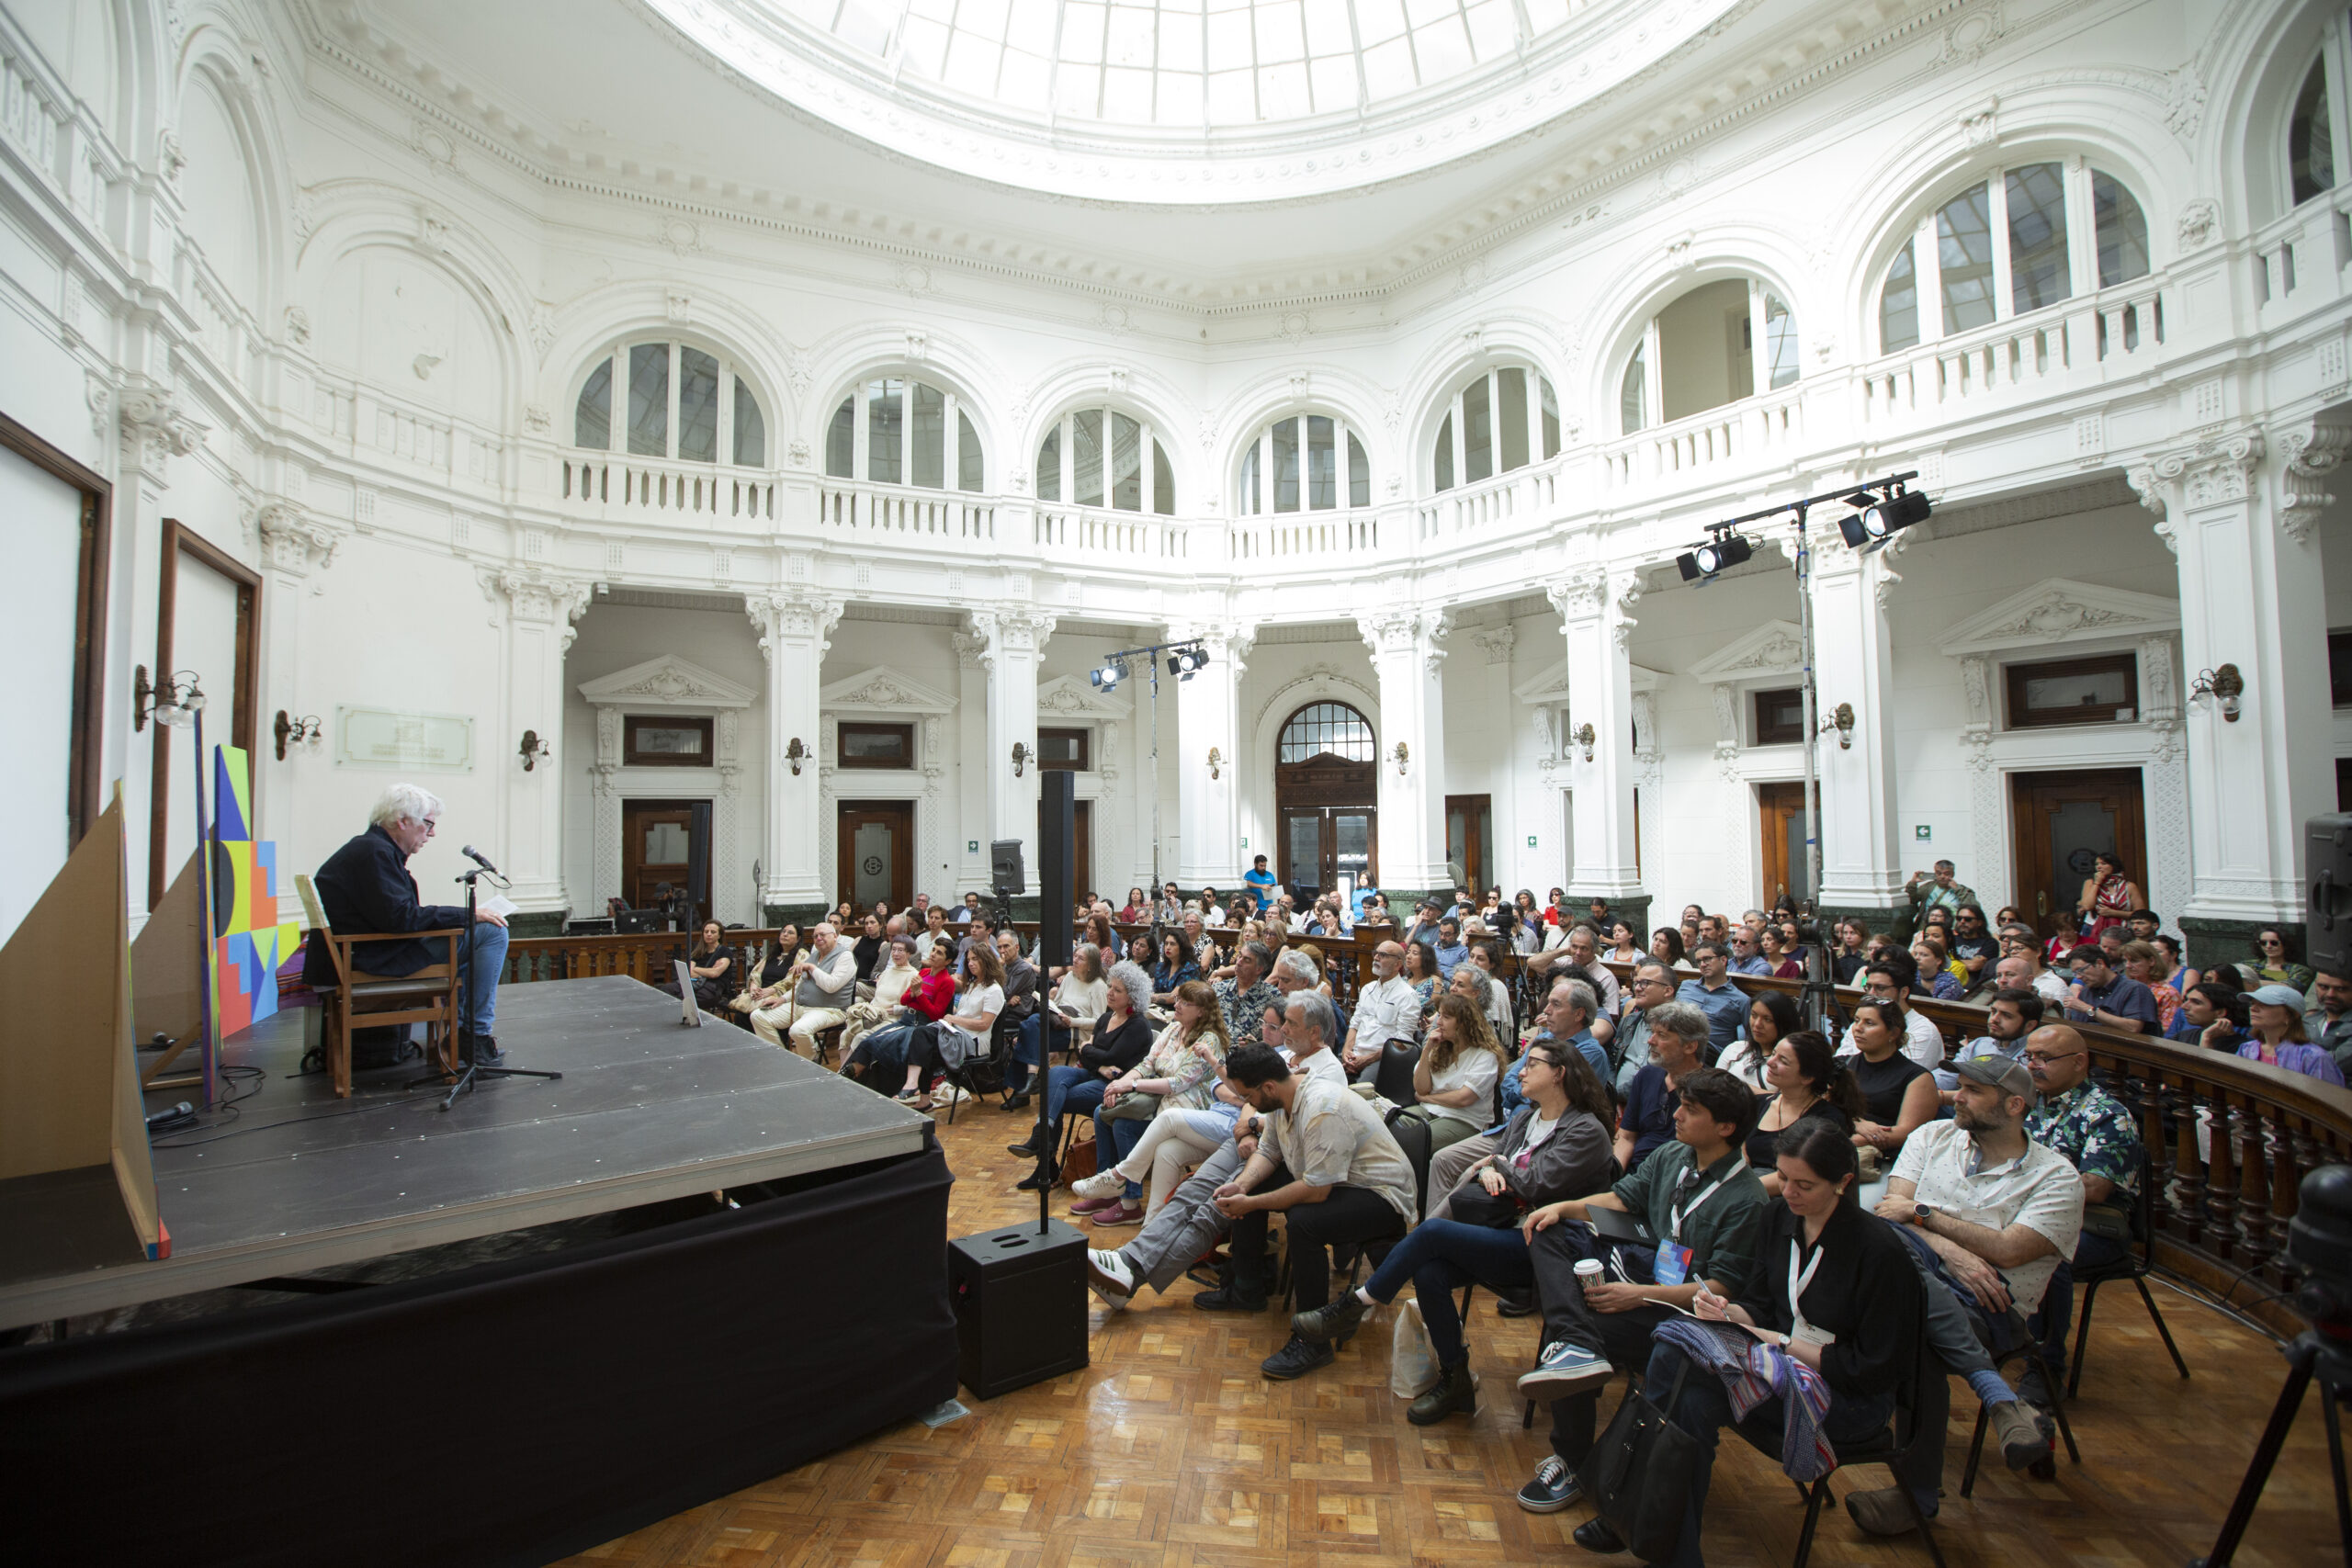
[573,341,766,466]
[1875,163,2152,353]
[1276,702,1377,893]
[1035,407,1175,513]
[823,378,983,491]
[1617,278,1798,434]
[2292,56,2339,206]
[1238,414,1369,515]
[1430,366,1561,491]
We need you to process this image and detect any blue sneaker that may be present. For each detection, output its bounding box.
[1517,1455,1582,1514]
[1516,1340,1612,1399]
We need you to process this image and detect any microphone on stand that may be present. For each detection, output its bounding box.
[459,844,500,875]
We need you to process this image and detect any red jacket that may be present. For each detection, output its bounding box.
[902,967,956,1021]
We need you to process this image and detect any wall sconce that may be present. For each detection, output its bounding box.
[2188,663,2245,722]
[134,666,206,731]
[274,710,322,760]
[1822,702,1856,750]
[1391,741,1410,776]
[1572,722,1597,763]
[786,737,807,774]
[1012,740,1031,778]
[1207,746,1222,780]
[518,728,550,771]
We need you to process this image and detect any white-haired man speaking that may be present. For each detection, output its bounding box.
[302,783,511,1063]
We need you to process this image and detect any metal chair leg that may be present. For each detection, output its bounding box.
[1960,1404,1990,1497]
[1791,1476,1828,1568]
[2066,1280,2102,1401]
[1905,1483,1950,1568]
[2135,1277,2191,1380]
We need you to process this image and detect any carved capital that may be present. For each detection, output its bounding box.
[2277,423,2352,547]
[1354,607,1445,666]
[117,379,207,477]
[1470,626,1517,666]
[482,568,595,642]
[255,502,348,575]
[751,590,847,660]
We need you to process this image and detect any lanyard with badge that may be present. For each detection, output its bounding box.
[1786,1237,1835,1345]
[1651,1164,1726,1287]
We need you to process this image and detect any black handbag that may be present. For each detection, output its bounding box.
[1576,1355,1702,1562]
[1446,1180,1524,1229]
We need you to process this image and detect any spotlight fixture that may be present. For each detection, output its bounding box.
[1838,485,1932,548]
[785,737,807,775]
[274,710,322,760]
[1677,533,1754,581]
[1090,659,1125,690]
[2188,663,2245,722]
[1166,645,1211,680]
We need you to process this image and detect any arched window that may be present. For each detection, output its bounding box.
[823,378,983,491]
[2292,56,2338,206]
[1238,414,1370,515]
[1875,163,2152,354]
[1279,702,1375,762]
[1035,407,1175,513]
[1616,277,1798,434]
[573,341,765,466]
[1430,366,1561,491]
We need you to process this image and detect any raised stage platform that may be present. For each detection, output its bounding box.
[0,974,931,1327]
[0,977,963,1568]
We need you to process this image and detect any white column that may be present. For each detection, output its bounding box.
[1172,621,1251,889]
[1547,570,1644,905]
[1357,607,1450,893]
[2129,425,2344,940]
[969,607,1057,895]
[1809,534,1905,920]
[751,589,844,919]
[481,569,594,918]
[952,627,990,897]
[253,502,348,856]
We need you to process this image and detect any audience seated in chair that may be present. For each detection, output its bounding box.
[1004,942,1107,1105]
[840,940,956,1086]
[2018,1022,2145,1399]
[729,923,799,1024]
[1008,967,1159,1189]
[1286,1036,1615,1417]
[1425,976,1600,1220]
[888,942,1005,1110]
[746,920,856,1054]
[1072,972,1232,1227]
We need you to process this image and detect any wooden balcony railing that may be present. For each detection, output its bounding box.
[503,930,793,986]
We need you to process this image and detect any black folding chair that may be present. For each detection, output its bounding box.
[2064,1145,2189,1398]
[1733,1296,1949,1568]
[1959,1308,2082,1495]
[942,1014,1015,1125]
[1372,1041,1421,1104]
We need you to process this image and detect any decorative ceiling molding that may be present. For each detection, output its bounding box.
[1934,578,2180,658]
[820,665,959,714]
[1689,620,1804,683]
[577,653,758,707]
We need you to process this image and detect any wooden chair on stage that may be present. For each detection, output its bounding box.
[295,874,463,1099]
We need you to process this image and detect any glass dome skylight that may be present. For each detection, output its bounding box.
[648,0,1738,202]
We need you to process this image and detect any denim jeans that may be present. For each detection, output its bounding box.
[1043,1065,1106,1139]
[1006,1013,1079,1095]
[1093,1109,1152,1200]
[1645,1339,1901,1568]
[1362,1216,1533,1367]
[461,919,509,1036]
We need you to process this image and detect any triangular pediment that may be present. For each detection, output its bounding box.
[1036,673,1133,718]
[1689,621,1804,683]
[820,666,957,715]
[1511,660,1662,705]
[1936,579,2180,657]
[576,654,756,708]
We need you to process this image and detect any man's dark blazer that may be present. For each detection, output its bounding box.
[302,824,469,982]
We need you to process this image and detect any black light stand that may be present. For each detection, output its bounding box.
[408,867,563,1111]
[2188,1328,2352,1568]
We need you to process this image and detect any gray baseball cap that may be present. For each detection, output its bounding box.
[1954,1054,2036,1102]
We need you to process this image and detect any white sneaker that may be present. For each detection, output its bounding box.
[1070,1168,1128,1201]
[1086,1247,1135,1307]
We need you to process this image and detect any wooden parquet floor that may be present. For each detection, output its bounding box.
[557,1106,2342,1568]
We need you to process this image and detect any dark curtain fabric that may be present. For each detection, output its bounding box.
[687,799,714,924]
[0,1142,958,1568]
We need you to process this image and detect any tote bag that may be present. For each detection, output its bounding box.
[1576,1357,1702,1562]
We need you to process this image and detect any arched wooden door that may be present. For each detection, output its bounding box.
[1274,702,1377,897]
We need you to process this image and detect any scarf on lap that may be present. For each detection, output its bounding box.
[1652,1317,1838,1483]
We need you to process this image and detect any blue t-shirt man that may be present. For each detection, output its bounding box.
[1242,856,1279,913]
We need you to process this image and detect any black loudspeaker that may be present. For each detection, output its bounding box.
[1040,771,1075,970]
[990,839,1024,893]
[946,1217,1090,1398]
[2309,813,2352,978]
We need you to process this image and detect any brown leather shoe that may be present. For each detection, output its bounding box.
[1843,1486,1927,1537]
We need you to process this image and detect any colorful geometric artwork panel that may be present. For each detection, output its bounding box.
[209,745,302,1041]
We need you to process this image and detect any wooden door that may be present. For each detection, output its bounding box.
[838,801,913,912]
[1445,795,1494,895]
[1757,781,1818,907]
[149,520,261,908]
[1278,806,1376,897]
[1031,796,1093,908]
[2010,769,2146,935]
[624,799,700,920]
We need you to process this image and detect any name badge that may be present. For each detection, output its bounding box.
[1653,1240,1693,1287]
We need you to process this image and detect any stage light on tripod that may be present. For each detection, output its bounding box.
[1677,535,1753,581]
[1838,487,1932,547]
[1091,660,1123,690]
[1167,645,1210,680]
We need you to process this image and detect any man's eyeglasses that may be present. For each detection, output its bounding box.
[2023,1049,2085,1066]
